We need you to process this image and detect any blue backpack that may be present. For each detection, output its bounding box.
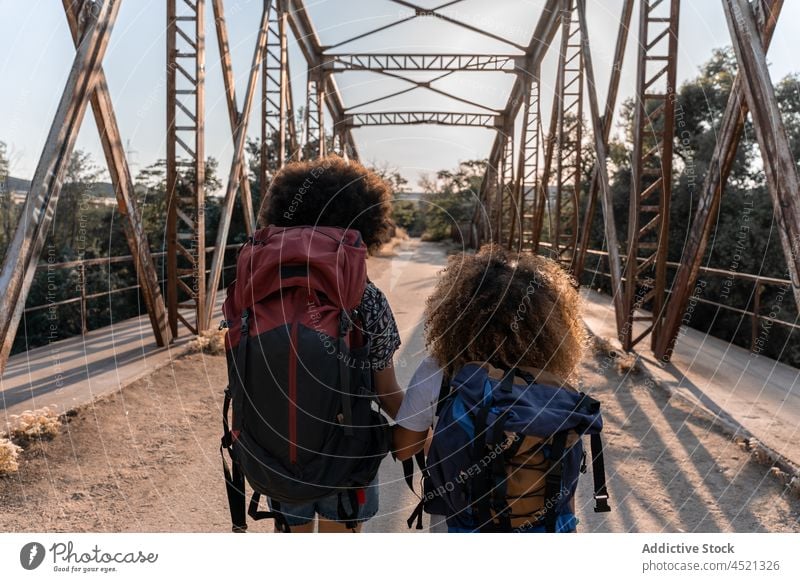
[404,363,610,532]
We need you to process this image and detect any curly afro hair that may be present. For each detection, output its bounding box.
[424,245,585,381]
[258,156,393,253]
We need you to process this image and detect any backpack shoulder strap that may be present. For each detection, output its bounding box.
[591,432,611,513]
[434,370,451,417]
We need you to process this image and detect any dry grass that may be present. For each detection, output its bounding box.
[593,334,640,375]
[375,228,409,257]
[0,438,23,476]
[187,328,227,356]
[737,438,800,499]
[7,408,61,446]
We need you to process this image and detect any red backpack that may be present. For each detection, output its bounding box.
[220,225,390,532]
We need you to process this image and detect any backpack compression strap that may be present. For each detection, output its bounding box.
[220,308,256,533]
[541,430,569,533]
[591,433,611,513]
[402,450,428,530]
[401,371,449,498]
[247,493,291,533]
[472,400,513,532]
[221,388,247,533]
[338,310,354,436]
[573,392,611,513]
[401,371,450,529]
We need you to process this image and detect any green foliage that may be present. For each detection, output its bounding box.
[0,141,17,256]
[369,161,410,194]
[391,199,425,236]
[418,160,486,241]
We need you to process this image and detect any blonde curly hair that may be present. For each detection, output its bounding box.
[424,245,585,380]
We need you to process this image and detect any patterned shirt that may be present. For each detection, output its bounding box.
[358,281,401,370]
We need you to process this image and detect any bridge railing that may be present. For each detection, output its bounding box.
[571,245,799,351]
[20,244,240,343]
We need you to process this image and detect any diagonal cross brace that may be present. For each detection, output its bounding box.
[212,0,256,237]
[723,0,800,315]
[0,0,123,371]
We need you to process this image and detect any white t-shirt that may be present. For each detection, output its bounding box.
[396,356,448,533]
[396,355,444,432]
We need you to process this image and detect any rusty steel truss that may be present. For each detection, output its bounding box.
[1,0,799,372]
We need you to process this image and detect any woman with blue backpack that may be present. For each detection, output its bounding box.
[393,244,610,533]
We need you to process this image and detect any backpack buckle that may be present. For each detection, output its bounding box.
[594,493,611,513]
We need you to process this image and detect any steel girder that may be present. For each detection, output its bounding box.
[572,0,635,281]
[344,111,502,129]
[166,0,207,336]
[204,2,273,329]
[0,0,123,371]
[211,0,256,237]
[654,0,784,361]
[322,54,520,73]
[621,0,681,351]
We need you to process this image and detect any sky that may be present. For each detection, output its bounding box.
[1,0,799,191]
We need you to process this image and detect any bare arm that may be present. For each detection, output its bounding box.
[373,365,403,419]
[393,425,429,461]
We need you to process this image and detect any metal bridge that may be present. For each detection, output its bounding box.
[1,0,798,378]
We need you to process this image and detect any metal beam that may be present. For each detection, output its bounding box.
[720,0,800,327]
[166,0,206,336]
[388,0,527,51]
[261,0,284,187]
[344,69,499,114]
[573,0,635,280]
[63,0,170,349]
[211,0,256,237]
[508,70,541,251]
[204,1,272,329]
[322,54,521,72]
[577,0,626,337]
[344,111,502,128]
[531,2,572,253]
[285,0,359,159]
[0,0,121,370]
[496,128,515,245]
[484,0,563,244]
[549,0,584,267]
[305,69,326,157]
[655,0,783,361]
[621,0,680,351]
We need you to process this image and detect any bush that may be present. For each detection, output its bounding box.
[0,438,23,476]
[8,408,61,446]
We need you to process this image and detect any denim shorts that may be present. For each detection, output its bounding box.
[267,478,379,526]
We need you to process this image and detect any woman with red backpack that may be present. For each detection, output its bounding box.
[221,156,404,533]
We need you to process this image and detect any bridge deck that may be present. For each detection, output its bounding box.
[0,302,221,430]
[582,289,800,469]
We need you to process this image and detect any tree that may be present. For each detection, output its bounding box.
[57,149,104,255]
[369,161,409,194]
[419,160,486,241]
[0,141,15,257]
